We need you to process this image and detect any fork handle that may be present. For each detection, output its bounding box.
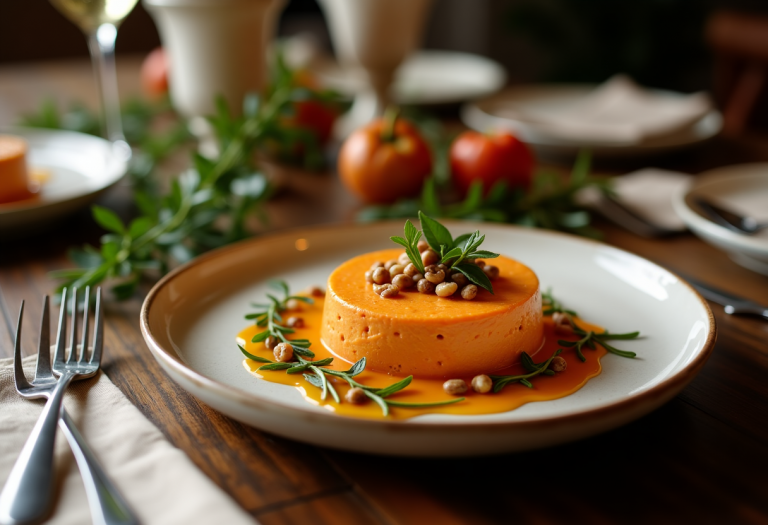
[0,372,74,525]
[60,409,140,525]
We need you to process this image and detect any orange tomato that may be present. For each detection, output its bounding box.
[140,47,169,99]
[338,116,432,204]
[450,130,534,196]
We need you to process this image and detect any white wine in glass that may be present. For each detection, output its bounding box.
[50,0,138,153]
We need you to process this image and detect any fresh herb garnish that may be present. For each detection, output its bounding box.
[390,219,425,274]
[240,280,465,416]
[490,349,563,392]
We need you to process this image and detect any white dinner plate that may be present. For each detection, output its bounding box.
[0,127,129,237]
[140,222,715,457]
[673,163,768,275]
[312,50,507,105]
[461,84,722,159]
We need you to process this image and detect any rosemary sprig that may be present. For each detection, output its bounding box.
[490,349,562,392]
[240,280,465,416]
[542,288,577,316]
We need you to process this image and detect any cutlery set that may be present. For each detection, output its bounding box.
[0,287,137,525]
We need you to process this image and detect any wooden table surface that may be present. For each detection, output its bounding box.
[1,58,768,525]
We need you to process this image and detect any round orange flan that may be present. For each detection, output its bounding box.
[320,248,543,378]
[0,135,34,205]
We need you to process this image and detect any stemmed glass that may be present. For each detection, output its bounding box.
[49,0,138,157]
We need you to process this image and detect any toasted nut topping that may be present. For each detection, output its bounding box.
[372,267,391,285]
[345,387,368,404]
[417,278,435,294]
[471,374,493,393]
[274,342,294,362]
[384,259,398,270]
[364,270,374,283]
[412,272,424,282]
[417,240,430,252]
[398,252,411,266]
[450,272,468,287]
[443,379,468,395]
[425,267,446,284]
[436,282,458,297]
[264,335,278,350]
[552,312,573,334]
[461,284,478,300]
[389,264,405,277]
[437,263,448,272]
[482,265,499,280]
[392,274,414,289]
[379,284,400,298]
[286,316,304,328]
[370,261,384,271]
[306,286,325,297]
[403,263,418,277]
[285,298,302,311]
[474,259,486,268]
[550,356,567,372]
[421,249,439,266]
[372,284,386,295]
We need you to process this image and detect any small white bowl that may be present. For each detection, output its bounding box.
[673,163,768,275]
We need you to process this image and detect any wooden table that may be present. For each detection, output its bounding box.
[2,58,768,525]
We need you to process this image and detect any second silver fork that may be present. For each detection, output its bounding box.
[0,288,138,525]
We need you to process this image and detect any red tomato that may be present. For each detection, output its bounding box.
[290,99,338,146]
[338,116,432,204]
[140,47,169,99]
[449,130,535,196]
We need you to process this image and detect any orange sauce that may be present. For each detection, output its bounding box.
[238,295,607,420]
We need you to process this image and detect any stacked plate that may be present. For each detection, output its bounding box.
[461,75,722,159]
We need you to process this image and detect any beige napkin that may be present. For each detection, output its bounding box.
[0,356,257,525]
[510,75,712,144]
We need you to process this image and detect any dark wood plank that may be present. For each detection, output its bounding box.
[256,490,388,525]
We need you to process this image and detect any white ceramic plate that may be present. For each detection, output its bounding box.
[673,163,768,275]
[0,127,129,237]
[461,85,722,159]
[312,50,507,105]
[140,222,715,457]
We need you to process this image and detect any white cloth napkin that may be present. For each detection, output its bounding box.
[510,75,712,144]
[0,356,257,525]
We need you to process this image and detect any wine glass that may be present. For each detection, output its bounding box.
[49,0,137,157]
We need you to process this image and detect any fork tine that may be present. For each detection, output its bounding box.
[79,287,90,364]
[54,288,67,367]
[67,287,78,364]
[13,301,31,391]
[33,295,51,382]
[90,288,103,366]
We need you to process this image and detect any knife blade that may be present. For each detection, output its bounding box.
[684,276,768,320]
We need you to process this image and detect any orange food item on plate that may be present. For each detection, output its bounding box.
[0,135,34,204]
[321,249,543,378]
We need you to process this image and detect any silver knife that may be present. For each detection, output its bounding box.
[685,276,768,320]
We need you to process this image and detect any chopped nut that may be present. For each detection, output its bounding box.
[421,249,439,266]
[412,272,424,282]
[417,278,435,294]
[370,261,384,271]
[552,312,573,334]
[550,355,567,372]
[482,265,499,280]
[417,240,430,252]
[372,267,391,285]
[392,274,414,289]
[264,335,278,350]
[372,284,386,295]
[461,284,478,300]
[443,379,468,395]
[285,298,302,311]
[474,259,486,268]
[471,374,492,393]
[403,263,418,277]
[384,259,398,270]
[273,342,293,362]
[364,270,374,283]
[389,264,405,277]
[449,272,468,287]
[286,316,304,328]
[398,252,411,266]
[379,284,400,298]
[425,265,445,284]
[345,387,368,404]
[306,286,325,297]
[436,282,458,297]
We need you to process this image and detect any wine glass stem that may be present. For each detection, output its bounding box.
[88,23,125,143]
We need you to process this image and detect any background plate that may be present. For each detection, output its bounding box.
[141,222,715,457]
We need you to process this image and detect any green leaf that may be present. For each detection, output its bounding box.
[455,263,494,294]
[238,344,272,362]
[128,217,153,239]
[467,250,499,259]
[345,358,366,377]
[418,211,453,253]
[440,246,462,263]
[452,233,472,249]
[384,398,465,408]
[92,205,126,234]
[375,376,413,398]
[251,330,271,343]
[364,391,389,416]
[258,362,294,371]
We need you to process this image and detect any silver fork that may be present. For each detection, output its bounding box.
[0,288,138,525]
